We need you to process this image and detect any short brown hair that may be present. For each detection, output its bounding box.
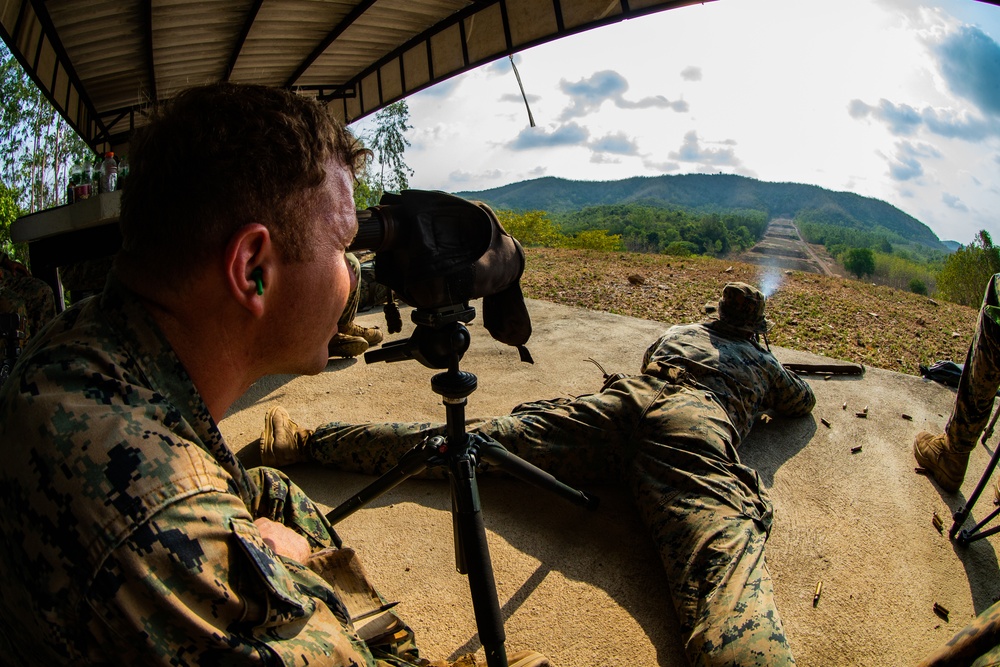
[117,83,368,280]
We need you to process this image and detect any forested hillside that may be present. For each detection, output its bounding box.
[457,174,947,252]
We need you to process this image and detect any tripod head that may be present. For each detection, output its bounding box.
[363,303,481,403]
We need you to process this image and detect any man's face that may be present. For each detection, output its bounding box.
[268,160,358,374]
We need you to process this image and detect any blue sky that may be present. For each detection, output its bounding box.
[349,0,1000,246]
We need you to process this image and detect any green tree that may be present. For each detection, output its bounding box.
[909,278,927,295]
[565,229,624,252]
[664,241,697,257]
[937,230,1000,306]
[355,101,413,208]
[495,209,565,247]
[0,182,20,260]
[1,41,90,258]
[844,247,875,279]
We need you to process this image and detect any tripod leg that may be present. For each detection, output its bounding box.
[450,450,508,667]
[325,438,441,525]
[477,438,600,511]
[950,439,1000,540]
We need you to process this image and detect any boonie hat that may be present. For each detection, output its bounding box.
[717,282,770,334]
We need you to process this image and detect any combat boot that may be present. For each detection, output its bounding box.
[341,321,384,348]
[261,406,310,467]
[328,333,369,358]
[425,651,550,667]
[913,431,970,493]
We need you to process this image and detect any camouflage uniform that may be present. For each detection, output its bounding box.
[944,272,1000,449]
[0,273,419,666]
[0,252,56,343]
[301,321,816,667]
[915,274,1000,667]
[916,597,1000,667]
[339,252,364,330]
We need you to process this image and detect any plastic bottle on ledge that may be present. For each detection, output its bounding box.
[100,152,118,193]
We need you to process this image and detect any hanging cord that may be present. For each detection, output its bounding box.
[509,55,536,127]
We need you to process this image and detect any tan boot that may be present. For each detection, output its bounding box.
[425,651,550,667]
[913,431,969,493]
[260,406,309,467]
[328,333,369,358]
[341,321,384,347]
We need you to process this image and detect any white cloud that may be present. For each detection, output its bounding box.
[385,0,1000,243]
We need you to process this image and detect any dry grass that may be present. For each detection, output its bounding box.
[521,247,977,376]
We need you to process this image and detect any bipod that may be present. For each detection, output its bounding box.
[325,304,599,667]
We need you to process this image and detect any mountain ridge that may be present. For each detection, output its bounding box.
[456,173,947,252]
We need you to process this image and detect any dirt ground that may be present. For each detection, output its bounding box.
[221,299,1000,667]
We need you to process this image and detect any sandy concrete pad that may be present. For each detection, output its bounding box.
[221,299,1000,667]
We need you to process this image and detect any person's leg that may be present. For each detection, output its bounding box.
[304,380,650,485]
[329,253,382,357]
[287,379,794,664]
[915,273,1000,492]
[629,385,794,667]
[948,273,1000,445]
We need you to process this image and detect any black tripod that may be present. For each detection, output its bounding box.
[325,304,599,667]
[950,402,1000,544]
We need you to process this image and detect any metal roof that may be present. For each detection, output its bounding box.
[0,0,707,155]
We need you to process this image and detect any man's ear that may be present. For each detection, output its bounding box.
[225,224,272,317]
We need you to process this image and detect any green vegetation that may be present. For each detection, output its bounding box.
[797,217,947,295]
[936,231,1000,307]
[462,173,981,302]
[354,101,413,208]
[1,43,92,263]
[496,204,764,257]
[552,204,766,256]
[495,209,623,251]
[459,173,946,251]
[844,247,875,279]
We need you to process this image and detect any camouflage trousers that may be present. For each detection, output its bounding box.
[306,376,795,667]
[339,253,363,330]
[946,273,1000,450]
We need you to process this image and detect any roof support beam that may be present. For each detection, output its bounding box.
[141,0,157,103]
[285,0,379,89]
[224,0,265,83]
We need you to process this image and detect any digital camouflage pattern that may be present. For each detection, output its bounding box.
[917,596,1000,667]
[915,273,1000,666]
[339,252,363,329]
[0,252,56,343]
[300,319,816,667]
[358,258,390,313]
[945,272,1000,451]
[0,272,421,666]
[60,255,116,297]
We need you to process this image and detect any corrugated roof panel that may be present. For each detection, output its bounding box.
[152,1,247,93]
[506,0,560,48]
[428,22,465,86]
[463,4,506,64]
[0,0,711,149]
